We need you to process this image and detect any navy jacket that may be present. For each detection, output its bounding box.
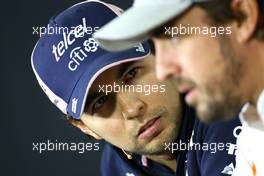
[101,106,241,176]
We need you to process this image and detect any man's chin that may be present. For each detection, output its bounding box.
[196,103,223,123]
[133,143,165,156]
[196,102,238,124]
[136,135,176,155]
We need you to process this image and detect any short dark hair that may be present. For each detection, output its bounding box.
[65,115,96,139]
[148,40,156,55]
[196,0,264,40]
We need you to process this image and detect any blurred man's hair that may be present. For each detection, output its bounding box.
[197,0,264,40]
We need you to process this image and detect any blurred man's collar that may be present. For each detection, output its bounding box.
[257,89,264,122]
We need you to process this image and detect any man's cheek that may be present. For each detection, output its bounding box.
[104,123,123,135]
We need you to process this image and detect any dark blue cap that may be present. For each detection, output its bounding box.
[31,0,150,119]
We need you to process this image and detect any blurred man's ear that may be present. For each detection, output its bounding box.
[231,0,259,42]
[69,119,102,140]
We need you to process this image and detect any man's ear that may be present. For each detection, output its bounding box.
[231,0,259,42]
[69,119,102,140]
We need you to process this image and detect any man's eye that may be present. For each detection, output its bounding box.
[123,67,140,83]
[92,96,108,113]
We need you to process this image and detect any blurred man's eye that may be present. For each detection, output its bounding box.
[169,36,180,45]
[92,95,108,114]
[123,67,141,83]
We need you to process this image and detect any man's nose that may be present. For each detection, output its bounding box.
[117,92,146,120]
[153,38,182,80]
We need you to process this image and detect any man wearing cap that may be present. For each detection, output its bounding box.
[32,1,242,175]
[93,0,264,175]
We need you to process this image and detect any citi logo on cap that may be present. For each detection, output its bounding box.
[52,17,99,71]
[67,38,99,71]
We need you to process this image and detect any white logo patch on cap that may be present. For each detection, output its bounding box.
[71,98,78,113]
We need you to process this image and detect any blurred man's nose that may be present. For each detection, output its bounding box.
[153,38,182,80]
[117,92,146,120]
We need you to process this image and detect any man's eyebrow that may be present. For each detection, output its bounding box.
[151,17,179,38]
[152,25,167,38]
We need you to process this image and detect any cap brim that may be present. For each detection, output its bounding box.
[93,1,192,51]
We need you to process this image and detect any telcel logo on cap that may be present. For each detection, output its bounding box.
[52,17,99,71]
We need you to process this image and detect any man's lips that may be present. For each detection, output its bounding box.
[137,116,161,140]
[178,85,199,104]
[178,85,193,94]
